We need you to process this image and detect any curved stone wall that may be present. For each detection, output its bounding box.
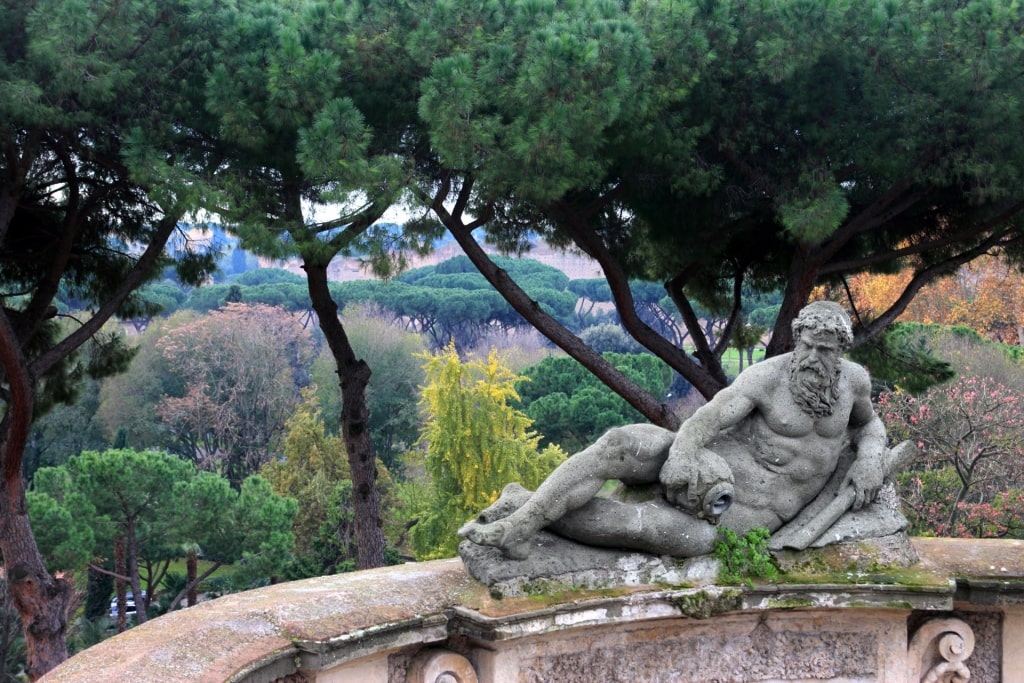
[39,538,1024,683]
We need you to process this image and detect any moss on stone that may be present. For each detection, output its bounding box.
[765,597,815,609]
[845,600,915,609]
[672,589,743,619]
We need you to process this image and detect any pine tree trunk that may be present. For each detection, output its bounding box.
[0,313,71,680]
[186,550,198,607]
[125,520,147,624]
[114,536,127,633]
[303,261,386,569]
[0,476,72,681]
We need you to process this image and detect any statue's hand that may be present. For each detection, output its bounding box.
[660,454,703,511]
[660,446,735,522]
[841,454,884,510]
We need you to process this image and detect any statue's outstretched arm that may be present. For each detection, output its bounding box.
[660,381,756,519]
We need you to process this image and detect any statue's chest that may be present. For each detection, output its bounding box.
[760,388,849,439]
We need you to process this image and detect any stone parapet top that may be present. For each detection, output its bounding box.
[38,538,1024,683]
[911,537,1024,578]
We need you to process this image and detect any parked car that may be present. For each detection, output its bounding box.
[108,591,146,620]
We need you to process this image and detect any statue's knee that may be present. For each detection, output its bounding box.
[574,425,665,482]
[598,426,633,451]
[577,427,633,467]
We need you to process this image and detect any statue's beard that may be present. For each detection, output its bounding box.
[789,355,841,418]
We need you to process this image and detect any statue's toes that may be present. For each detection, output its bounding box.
[460,519,506,546]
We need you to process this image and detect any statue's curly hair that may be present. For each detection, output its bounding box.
[791,301,853,352]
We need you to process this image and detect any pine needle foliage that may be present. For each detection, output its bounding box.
[411,344,565,559]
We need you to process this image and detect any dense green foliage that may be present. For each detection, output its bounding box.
[28,450,297,618]
[97,304,315,485]
[24,379,108,483]
[516,353,673,452]
[377,255,579,350]
[713,528,779,586]
[262,392,401,577]
[410,0,1024,407]
[1,0,224,669]
[849,323,957,395]
[5,0,1024,673]
[309,309,427,474]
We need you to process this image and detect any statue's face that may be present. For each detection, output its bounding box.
[788,330,845,419]
[792,330,842,385]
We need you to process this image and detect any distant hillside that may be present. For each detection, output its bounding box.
[260,237,605,282]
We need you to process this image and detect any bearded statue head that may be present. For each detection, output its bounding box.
[788,302,853,417]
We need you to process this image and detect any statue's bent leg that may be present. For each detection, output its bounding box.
[550,497,719,558]
[459,424,675,559]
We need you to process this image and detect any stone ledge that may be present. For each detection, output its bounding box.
[744,581,955,611]
[40,559,482,683]
[38,538,1024,683]
[449,586,743,642]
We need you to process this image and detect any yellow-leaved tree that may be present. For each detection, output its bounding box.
[410,344,565,559]
[262,389,398,577]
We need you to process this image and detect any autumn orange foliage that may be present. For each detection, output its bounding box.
[846,254,1024,346]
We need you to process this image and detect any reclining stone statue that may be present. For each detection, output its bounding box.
[459,301,916,560]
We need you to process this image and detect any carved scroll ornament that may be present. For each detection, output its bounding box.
[907,617,975,683]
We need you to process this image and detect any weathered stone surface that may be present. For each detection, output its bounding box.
[39,538,1024,683]
[807,481,908,547]
[908,611,1001,683]
[773,531,920,576]
[516,616,883,683]
[39,559,486,683]
[460,526,922,599]
[458,532,718,597]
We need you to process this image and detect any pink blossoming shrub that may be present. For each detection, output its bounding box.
[877,375,1024,538]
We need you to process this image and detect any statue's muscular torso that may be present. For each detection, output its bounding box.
[696,357,869,532]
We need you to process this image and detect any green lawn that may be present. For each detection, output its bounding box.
[161,558,238,586]
[685,346,767,380]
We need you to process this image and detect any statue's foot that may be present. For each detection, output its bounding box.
[474,482,533,524]
[458,483,537,559]
[458,518,535,560]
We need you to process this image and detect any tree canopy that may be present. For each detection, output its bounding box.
[410,0,1024,420]
[337,255,580,350]
[1,0,221,673]
[193,0,439,570]
[153,303,314,486]
[411,345,565,559]
[29,450,296,623]
[881,376,1024,538]
[516,353,673,452]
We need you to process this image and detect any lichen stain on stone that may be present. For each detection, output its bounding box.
[765,597,815,610]
[467,584,645,619]
[672,588,743,619]
[282,604,416,642]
